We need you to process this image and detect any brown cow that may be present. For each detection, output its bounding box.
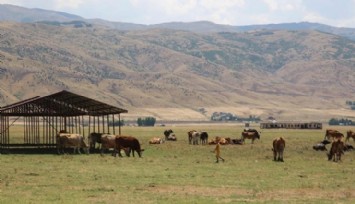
[56,133,89,154]
[272,137,285,162]
[328,140,345,162]
[241,131,260,144]
[115,136,144,157]
[324,129,344,141]
[346,130,355,142]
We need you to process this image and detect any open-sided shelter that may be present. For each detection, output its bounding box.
[0,90,127,150]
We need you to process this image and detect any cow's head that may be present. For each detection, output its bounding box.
[138,149,145,157]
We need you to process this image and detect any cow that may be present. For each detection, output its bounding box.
[56,133,89,154]
[231,138,244,145]
[88,132,105,150]
[187,130,196,144]
[327,140,345,162]
[100,134,117,155]
[324,129,344,141]
[191,131,200,145]
[167,133,177,141]
[164,129,174,140]
[149,137,164,144]
[272,137,285,162]
[313,140,331,151]
[208,137,230,145]
[346,130,355,142]
[200,131,208,145]
[344,144,354,152]
[115,136,144,157]
[241,130,260,144]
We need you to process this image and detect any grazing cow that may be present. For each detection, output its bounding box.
[313,140,331,151]
[149,137,164,144]
[324,129,344,141]
[241,130,260,144]
[187,130,196,144]
[272,137,285,162]
[56,133,89,154]
[164,129,174,140]
[328,140,345,162]
[346,130,355,142]
[200,131,209,145]
[115,136,144,157]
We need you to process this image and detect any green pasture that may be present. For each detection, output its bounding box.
[0,124,354,203]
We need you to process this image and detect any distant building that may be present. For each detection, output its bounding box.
[260,122,322,129]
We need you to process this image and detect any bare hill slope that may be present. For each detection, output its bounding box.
[0,22,354,121]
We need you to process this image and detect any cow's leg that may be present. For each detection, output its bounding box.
[132,149,135,157]
[100,147,106,156]
[57,146,61,154]
[273,150,277,161]
[279,151,284,162]
[117,147,123,157]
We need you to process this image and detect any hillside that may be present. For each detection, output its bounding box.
[1,4,355,41]
[0,21,354,122]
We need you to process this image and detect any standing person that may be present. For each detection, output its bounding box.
[214,141,225,163]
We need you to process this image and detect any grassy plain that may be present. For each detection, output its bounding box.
[0,124,355,203]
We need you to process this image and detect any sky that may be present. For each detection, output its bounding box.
[1,0,355,28]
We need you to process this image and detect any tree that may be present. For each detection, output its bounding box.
[137,117,156,126]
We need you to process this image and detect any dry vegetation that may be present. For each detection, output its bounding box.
[0,124,355,203]
[0,22,355,122]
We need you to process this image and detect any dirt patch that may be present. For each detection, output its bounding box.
[146,185,355,201]
[145,184,251,197]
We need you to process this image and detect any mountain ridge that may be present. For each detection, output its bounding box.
[0,5,354,121]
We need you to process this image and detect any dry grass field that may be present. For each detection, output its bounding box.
[0,124,355,203]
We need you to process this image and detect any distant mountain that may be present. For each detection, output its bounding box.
[1,4,355,41]
[0,4,355,121]
[0,4,83,22]
[1,21,355,121]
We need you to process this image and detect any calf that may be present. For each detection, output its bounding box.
[272,137,285,162]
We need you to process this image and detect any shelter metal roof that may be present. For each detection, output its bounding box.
[0,90,128,116]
